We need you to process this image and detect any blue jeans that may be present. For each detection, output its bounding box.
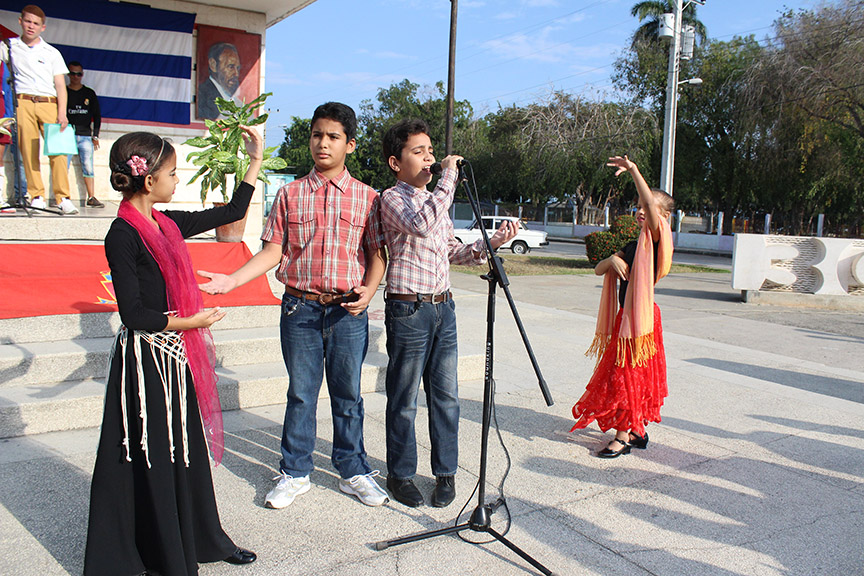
[69,135,94,178]
[5,133,27,201]
[278,293,371,479]
[384,298,460,479]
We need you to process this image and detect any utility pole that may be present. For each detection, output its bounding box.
[659,0,683,197]
[445,0,458,155]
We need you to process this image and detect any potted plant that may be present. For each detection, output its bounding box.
[184,92,287,241]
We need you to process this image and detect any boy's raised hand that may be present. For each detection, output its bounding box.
[489,219,519,250]
[607,155,636,177]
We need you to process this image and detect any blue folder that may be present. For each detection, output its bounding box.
[43,123,78,156]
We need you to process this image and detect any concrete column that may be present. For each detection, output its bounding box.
[817,214,824,237]
[676,209,683,233]
[603,205,609,228]
[764,213,771,234]
[717,212,724,235]
[543,206,548,226]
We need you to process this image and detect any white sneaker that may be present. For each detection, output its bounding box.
[339,470,389,507]
[0,202,15,214]
[265,472,311,509]
[30,196,45,209]
[59,198,79,215]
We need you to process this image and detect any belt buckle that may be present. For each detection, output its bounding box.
[317,293,334,305]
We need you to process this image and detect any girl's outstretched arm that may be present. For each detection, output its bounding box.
[607,155,663,241]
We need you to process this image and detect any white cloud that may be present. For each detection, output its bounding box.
[374,50,416,61]
[521,0,560,6]
[483,26,577,63]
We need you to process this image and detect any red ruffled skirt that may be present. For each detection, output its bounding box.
[571,304,667,437]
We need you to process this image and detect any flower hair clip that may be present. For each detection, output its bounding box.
[127,155,149,177]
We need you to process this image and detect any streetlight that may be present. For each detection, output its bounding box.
[659,0,705,197]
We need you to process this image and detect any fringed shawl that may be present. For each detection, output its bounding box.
[118,200,224,465]
[587,217,673,367]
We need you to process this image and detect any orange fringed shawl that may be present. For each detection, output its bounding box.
[587,217,673,367]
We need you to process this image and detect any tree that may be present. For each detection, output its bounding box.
[745,0,864,236]
[676,37,766,230]
[751,1,864,140]
[470,93,658,220]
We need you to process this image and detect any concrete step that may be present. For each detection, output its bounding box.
[0,304,281,344]
[0,324,387,387]
[0,211,115,242]
[0,350,484,438]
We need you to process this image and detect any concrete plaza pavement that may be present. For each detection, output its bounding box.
[1,262,863,576]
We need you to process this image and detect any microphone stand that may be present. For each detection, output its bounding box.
[4,38,61,216]
[375,161,556,576]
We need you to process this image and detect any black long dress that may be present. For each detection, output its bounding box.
[83,183,253,576]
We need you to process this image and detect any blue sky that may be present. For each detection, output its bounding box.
[263,0,815,145]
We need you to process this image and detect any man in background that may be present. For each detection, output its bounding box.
[66,61,103,208]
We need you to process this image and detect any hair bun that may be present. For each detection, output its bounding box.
[110,171,134,192]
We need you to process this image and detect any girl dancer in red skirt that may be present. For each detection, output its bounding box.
[572,155,674,458]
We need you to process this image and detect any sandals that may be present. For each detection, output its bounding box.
[597,431,649,458]
[597,438,631,458]
[628,431,649,449]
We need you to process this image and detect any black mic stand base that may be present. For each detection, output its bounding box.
[374,504,556,576]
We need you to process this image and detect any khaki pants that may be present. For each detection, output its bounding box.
[16,98,70,201]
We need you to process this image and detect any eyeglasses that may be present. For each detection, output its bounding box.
[68,71,83,76]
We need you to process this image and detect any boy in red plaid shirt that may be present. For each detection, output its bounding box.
[200,103,389,509]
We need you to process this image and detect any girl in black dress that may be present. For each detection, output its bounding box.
[84,127,262,575]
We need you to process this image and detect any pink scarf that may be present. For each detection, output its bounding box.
[118,200,224,464]
[587,217,673,367]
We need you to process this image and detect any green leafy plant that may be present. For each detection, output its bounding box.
[585,214,641,264]
[611,214,639,243]
[184,92,287,204]
[585,230,617,265]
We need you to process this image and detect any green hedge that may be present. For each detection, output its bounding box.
[584,215,640,265]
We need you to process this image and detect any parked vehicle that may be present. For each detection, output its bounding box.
[453,216,548,255]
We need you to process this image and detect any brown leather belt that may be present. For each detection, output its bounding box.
[284,285,358,305]
[18,94,57,103]
[386,291,451,303]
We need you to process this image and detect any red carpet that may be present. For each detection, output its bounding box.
[0,243,279,319]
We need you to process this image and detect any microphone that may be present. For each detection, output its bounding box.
[429,159,466,176]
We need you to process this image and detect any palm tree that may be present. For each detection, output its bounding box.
[630,0,707,46]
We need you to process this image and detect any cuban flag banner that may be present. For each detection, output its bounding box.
[0,0,196,125]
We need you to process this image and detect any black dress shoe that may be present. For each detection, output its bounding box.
[597,439,631,458]
[224,547,257,565]
[628,431,649,449]
[431,475,456,508]
[387,476,424,507]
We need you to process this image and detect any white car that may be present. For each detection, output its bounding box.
[453,216,549,255]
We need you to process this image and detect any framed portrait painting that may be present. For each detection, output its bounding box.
[196,24,261,120]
